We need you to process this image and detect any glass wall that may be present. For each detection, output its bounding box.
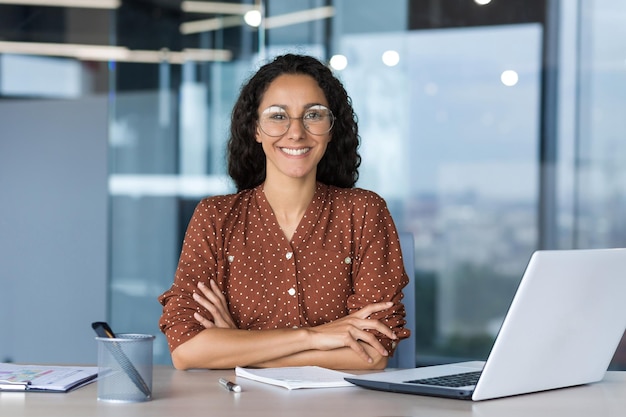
[1,0,625,368]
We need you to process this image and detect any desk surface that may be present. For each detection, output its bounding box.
[2,366,626,417]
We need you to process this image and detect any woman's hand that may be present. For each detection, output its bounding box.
[192,280,237,329]
[307,302,397,364]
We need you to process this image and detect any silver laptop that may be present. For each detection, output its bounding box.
[345,248,626,401]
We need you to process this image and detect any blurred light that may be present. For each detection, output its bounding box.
[329,54,348,71]
[0,41,232,63]
[182,1,258,15]
[0,0,120,7]
[244,10,262,27]
[474,0,492,5]
[500,70,519,86]
[180,15,242,35]
[382,50,400,67]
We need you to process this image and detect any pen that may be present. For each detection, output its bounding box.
[219,378,242,393]
[91,321,152,398]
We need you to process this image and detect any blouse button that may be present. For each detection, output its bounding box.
[287,288,296,296]
[227,255,235,262]
[286,252,293,260]
[344,257,352,264]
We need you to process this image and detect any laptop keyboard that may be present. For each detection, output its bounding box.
[406,371,482,387]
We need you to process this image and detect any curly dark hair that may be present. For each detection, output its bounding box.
[227,54,361,192]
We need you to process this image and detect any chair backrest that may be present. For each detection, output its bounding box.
[386,232,416,369]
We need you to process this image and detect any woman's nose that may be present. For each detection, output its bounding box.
[286,116,306,139]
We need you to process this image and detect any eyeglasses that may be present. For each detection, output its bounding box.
[258,105,334,137]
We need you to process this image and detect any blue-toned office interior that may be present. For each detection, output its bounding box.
[1,0,625,370]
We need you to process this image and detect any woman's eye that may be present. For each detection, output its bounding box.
[304,111,322,120]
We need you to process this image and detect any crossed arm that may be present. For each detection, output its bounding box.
[170,280,398,370]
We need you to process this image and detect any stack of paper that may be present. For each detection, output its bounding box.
[235,366,356,390]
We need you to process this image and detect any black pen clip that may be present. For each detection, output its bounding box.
[92,321,116,338]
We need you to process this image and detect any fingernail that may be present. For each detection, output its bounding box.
[198,281,205,288]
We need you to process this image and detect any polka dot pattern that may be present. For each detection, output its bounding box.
[158,182,410,354]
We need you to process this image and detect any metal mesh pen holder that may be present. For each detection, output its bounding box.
[96,333,155,402]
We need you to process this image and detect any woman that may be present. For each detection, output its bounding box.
[158,54,410,370]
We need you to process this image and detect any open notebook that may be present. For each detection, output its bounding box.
[345,248,626,401]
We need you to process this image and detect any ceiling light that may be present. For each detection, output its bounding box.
[182,1,259,15]
[0,0,120,8]
[244,10,262,27]
[500,70,519,86]
[0,41,232,64]
[180,15,243,35]
[382,50,400,67]
[329,54,348,71]
[176,48,232,63]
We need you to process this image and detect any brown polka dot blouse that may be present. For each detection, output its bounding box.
[158,182,410,355]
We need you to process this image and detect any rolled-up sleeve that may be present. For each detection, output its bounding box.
[346,191,410,355]
[158,199,219,352]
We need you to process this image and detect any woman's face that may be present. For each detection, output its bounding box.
[255,74,332,185]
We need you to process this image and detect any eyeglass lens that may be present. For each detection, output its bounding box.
[259,105,333,136]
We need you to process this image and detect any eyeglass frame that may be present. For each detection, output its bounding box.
[257,104,335,137]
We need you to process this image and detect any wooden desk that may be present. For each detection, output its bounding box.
[2,366,625,417]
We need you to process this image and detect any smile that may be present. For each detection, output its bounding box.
[280,147,311,156]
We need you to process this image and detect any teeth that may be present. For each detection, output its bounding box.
[281,147,310,156]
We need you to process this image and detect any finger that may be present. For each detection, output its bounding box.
[351,303,398,341]
[360,319,397,341]
[194,312,215,329]
[206,281,237,328]
[193,289,216,312]
[341,335,373,363]
[340,313,397,341]
[212,307,237,329]
[209,279,230,311]
[194,291,230,326]
[195,282,237,328]
[352,301,394,319]
[197,281,224,307]
[351,328,389,357]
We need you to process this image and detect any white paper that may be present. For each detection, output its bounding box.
[235,366,355,390]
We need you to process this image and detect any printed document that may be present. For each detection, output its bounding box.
[0,363,98,392]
